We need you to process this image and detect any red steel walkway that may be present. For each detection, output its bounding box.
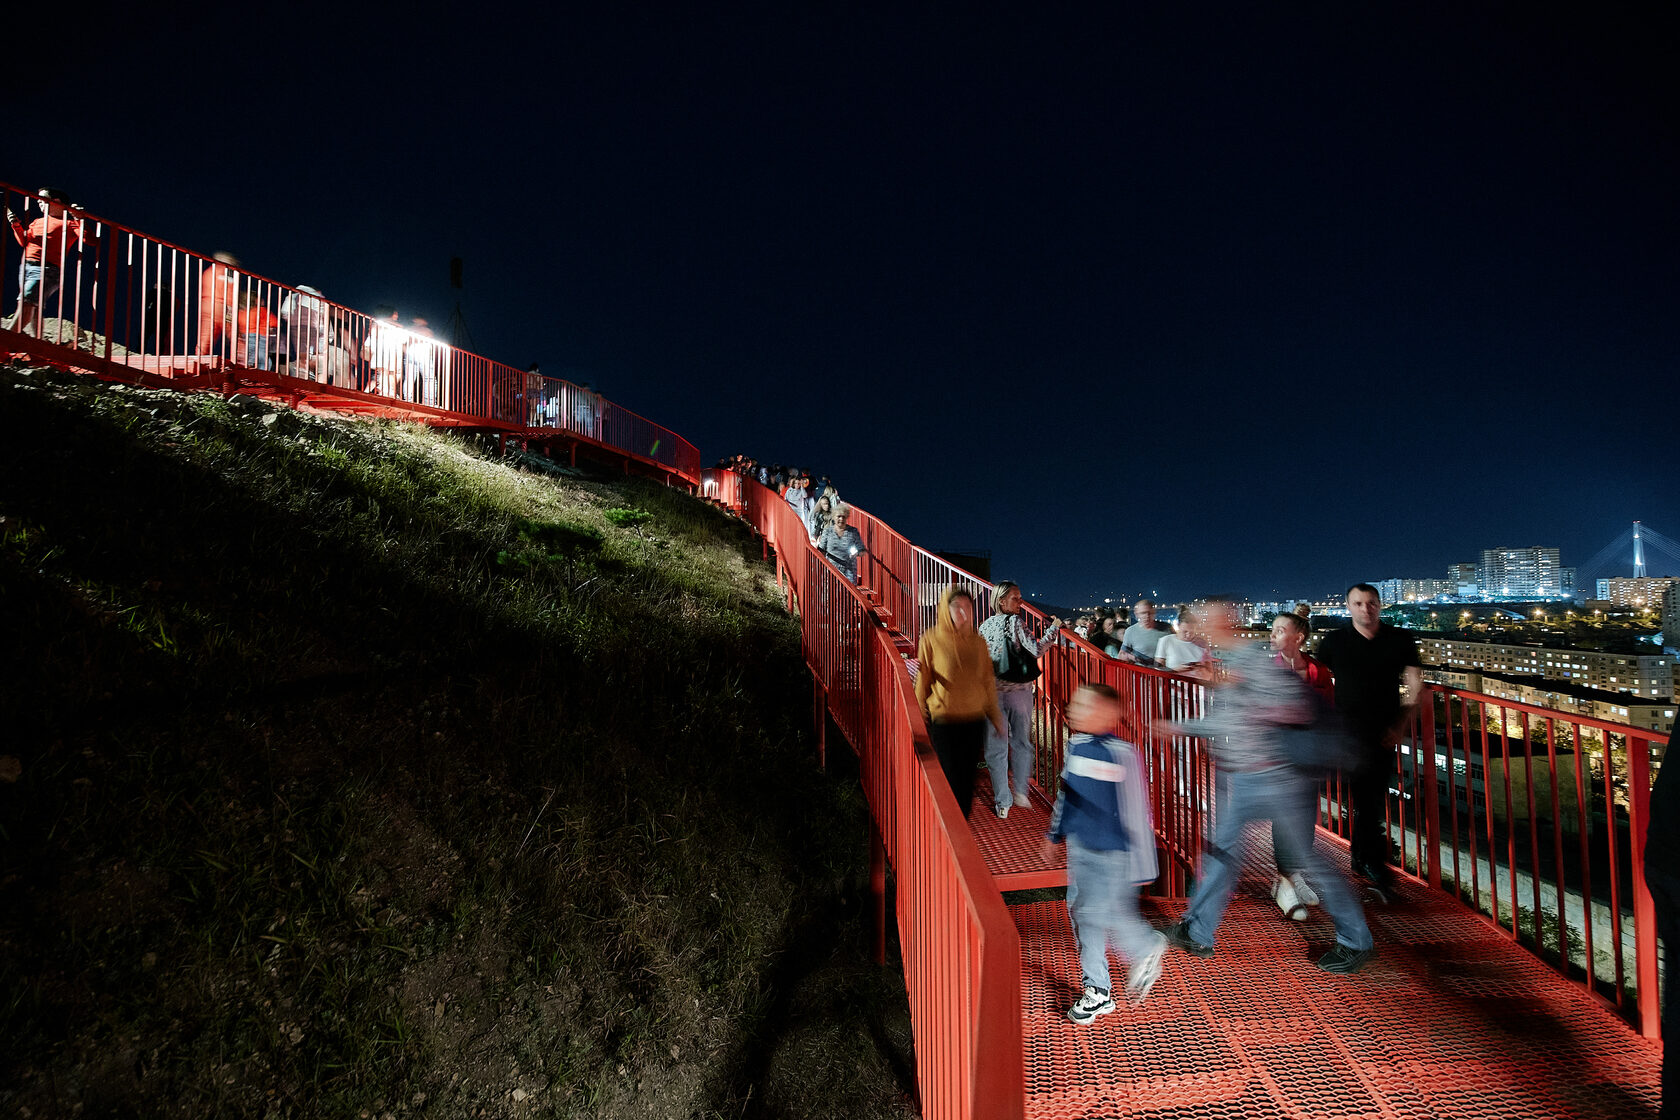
[6,175,1661,1120]
[972,789,1662,1119]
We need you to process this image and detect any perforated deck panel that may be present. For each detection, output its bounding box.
[972,772,1068,889]
[1011,855,1661,1119]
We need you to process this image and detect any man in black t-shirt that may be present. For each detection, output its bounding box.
[1314,583,1422,893]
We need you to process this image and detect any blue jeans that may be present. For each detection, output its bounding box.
[244,333,271,370]
[1067,836,1160,992]
[1185,766,1372,952]
[985,686,1034,809]
[20,261,61,303]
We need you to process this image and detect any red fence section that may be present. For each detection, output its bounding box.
[710,465,1669,1045]
[1,180,700,481]
[707,468,1024,1120]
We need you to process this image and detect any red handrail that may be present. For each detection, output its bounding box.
[1,179,701,482]
[707,468,1023,1120]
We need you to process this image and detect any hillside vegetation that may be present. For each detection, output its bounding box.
[0,362,915,1119]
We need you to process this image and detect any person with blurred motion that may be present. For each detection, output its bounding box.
[806,493,834,541]
[526,363,545,425]
[1313,583,1422,896]
[237,290,274,371]
[1159,597,1375,973]
[278,285,328,380]
[1092,616,1122,657]
[1121,598,1175,667]
[1045,683,1166,1022]
[980,581,1060,819]
[817,504,867,584]
[785,474,815,524]
[1156,605,1209,674]
[6,188,81,338]
[194,251,240,358]
[916,586,1006,820]
[1268,610,1335,920]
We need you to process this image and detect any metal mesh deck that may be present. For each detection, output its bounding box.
[971,771,1068,889]
[1011,854,1661,1119]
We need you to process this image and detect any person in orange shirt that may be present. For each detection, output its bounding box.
[6,187,80,338]
[237,291,274,370]
[195,251,241,358]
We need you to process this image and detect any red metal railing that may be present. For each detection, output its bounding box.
[1,179,700,481]
[705,467,1669,1040]
[708,467,1023,1120]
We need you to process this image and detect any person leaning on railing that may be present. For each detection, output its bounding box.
[5,187,80,338]
[915,585,1007,821]
[816,504,866,583]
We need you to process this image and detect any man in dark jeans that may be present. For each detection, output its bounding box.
[1313,583,1421,895]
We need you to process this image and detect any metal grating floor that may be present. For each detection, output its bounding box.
[971,772,1068,889]
[1012,853,1661,1119]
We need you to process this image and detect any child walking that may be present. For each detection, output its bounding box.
[1046,683,1167,1023]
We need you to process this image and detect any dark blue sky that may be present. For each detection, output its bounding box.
[14,3,1678,604]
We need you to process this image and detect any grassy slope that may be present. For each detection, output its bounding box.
[0,363,915,1119]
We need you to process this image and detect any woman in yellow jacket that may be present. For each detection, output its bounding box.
[916,586,1007,819]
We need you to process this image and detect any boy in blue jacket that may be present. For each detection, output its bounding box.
[1045,683,1166,1023]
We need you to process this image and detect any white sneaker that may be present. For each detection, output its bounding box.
[1068,985,1116,1024]
[1125,934,1168,1006]
[994,803,1009,820]
[1289,872,1320,908]
[1013,791,1031,809]
[1273,875,1308,921]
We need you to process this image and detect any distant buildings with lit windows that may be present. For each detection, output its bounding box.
[1594,577,1677,611]
[1425,669,1676,735]
[1417,636,1674,703]
[1478,546,1567,600]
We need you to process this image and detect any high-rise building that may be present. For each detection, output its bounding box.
[1401,578,1455,602]
[1449,562,1478,598]
[1478,546,1564,599]
[1596,577,1678,611]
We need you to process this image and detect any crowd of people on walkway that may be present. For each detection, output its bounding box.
[914,579,1425,1024]
[719,456,869,583]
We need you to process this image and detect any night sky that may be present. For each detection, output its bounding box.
[14,4,1678,605]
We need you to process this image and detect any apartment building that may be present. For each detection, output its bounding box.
[1594,577,1677,610]
[1418,636,1674,702]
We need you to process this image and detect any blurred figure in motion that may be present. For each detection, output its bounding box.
[6,188,80,338]
[237,290,273,370]
[278,285,328,380]
[817,504,867,584]
[194,251,240,358]
[916,586,1006,821]
[805,492,834,541]
[980,580,1059,819]
[1313,583,1422,895]
[1268,611,1335,920]
[1159,597,1375,974]
[1045,683,1166,1022]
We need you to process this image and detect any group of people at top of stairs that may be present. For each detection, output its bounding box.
[720,456,865,584]
[914,579,1424,1024]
